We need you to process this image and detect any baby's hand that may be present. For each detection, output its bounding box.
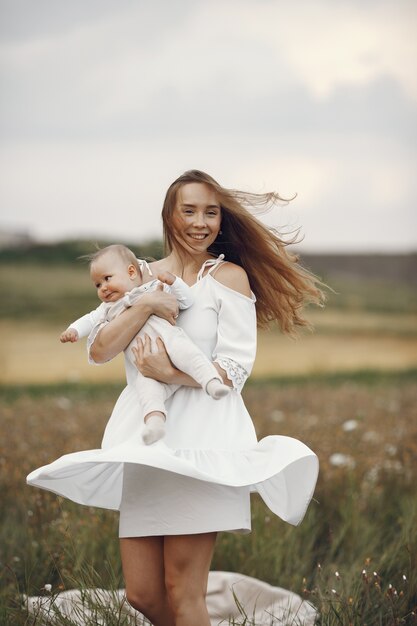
[157,271,176,286]
[60,328,79,343]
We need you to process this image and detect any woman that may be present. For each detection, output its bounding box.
[28,170,324,626]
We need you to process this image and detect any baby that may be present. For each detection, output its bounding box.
[61,244,229,444]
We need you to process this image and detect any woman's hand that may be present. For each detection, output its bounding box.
[139,284,179,325]
[157,271,176,286]
[90,286,179,364]
[132,334,175,383]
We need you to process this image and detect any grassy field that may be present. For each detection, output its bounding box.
[2,315,417,384]
[1,258,416,624]
[1,374,416,624]
[1,262,416,384]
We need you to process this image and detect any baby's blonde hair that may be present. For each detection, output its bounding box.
[85,244,141,271]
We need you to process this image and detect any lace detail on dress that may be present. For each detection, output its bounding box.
[215,356,248,393]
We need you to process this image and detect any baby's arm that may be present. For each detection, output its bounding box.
[157,272,194,310]
[60,307,104,344]
[60,328,79,343]
[90,289,179,363]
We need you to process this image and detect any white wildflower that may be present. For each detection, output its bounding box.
[342,419,358,432]
[56,396,71,410]
[362,431,380,443]
[382,460,403,474]
[329,453,356,469]
[384,444,397,456]
[270,409,284,423]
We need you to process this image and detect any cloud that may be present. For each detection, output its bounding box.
[1,128,415,251]
[258,0,417,102]
[0,0,415,250]
[1,0,416,139]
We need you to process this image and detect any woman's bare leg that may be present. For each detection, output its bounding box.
[120,536,175,626]
[164,532,217,626]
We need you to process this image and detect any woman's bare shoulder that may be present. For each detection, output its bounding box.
[148,259,169,276]
[212,262,252,298]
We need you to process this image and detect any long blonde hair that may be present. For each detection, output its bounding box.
[162,170,325,335]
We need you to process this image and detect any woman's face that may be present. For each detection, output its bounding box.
[171,183,222,254]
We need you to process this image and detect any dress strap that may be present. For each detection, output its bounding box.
[196,254,225,281]
[137,258,153,277]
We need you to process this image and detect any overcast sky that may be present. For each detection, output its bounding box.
[0,0,416,252]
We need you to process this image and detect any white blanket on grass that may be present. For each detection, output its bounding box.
[25,571,317,625]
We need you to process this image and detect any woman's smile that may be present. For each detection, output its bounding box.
[187,233,210,240]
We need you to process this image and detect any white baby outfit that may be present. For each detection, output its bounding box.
[68,272,223,419]
[27,255,319,536]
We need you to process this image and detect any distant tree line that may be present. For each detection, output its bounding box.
[0,239,165,264]
[0,239,415,285]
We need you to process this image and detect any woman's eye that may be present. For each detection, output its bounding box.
[105,275,111,281]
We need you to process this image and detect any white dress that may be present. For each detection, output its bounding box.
[27,256,319,536]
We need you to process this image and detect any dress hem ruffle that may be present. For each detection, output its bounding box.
[27,435,319,527]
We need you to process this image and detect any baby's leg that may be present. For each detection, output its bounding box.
[205,378,230,400]
[147,316,230,400]
[142,412,166,446]
[126,329,179,444]
[137,375,166,445]
[136,375,179,445]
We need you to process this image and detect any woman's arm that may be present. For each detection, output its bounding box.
[132,336,232,387]
[90,287,179,363]
[210,263,257,392]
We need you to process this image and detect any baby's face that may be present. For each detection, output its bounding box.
[90,253,139,303]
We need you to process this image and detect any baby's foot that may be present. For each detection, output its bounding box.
[142,415,166,445]
[206,378,230,400]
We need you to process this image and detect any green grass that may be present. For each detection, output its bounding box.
[0,366,416,402]
[0,264,97,322]
[246,366,417,388]
[0,381,124,403]
[1,374,417,624]
[320,276,417,314]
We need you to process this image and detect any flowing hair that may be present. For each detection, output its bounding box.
[162,170,325,335]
